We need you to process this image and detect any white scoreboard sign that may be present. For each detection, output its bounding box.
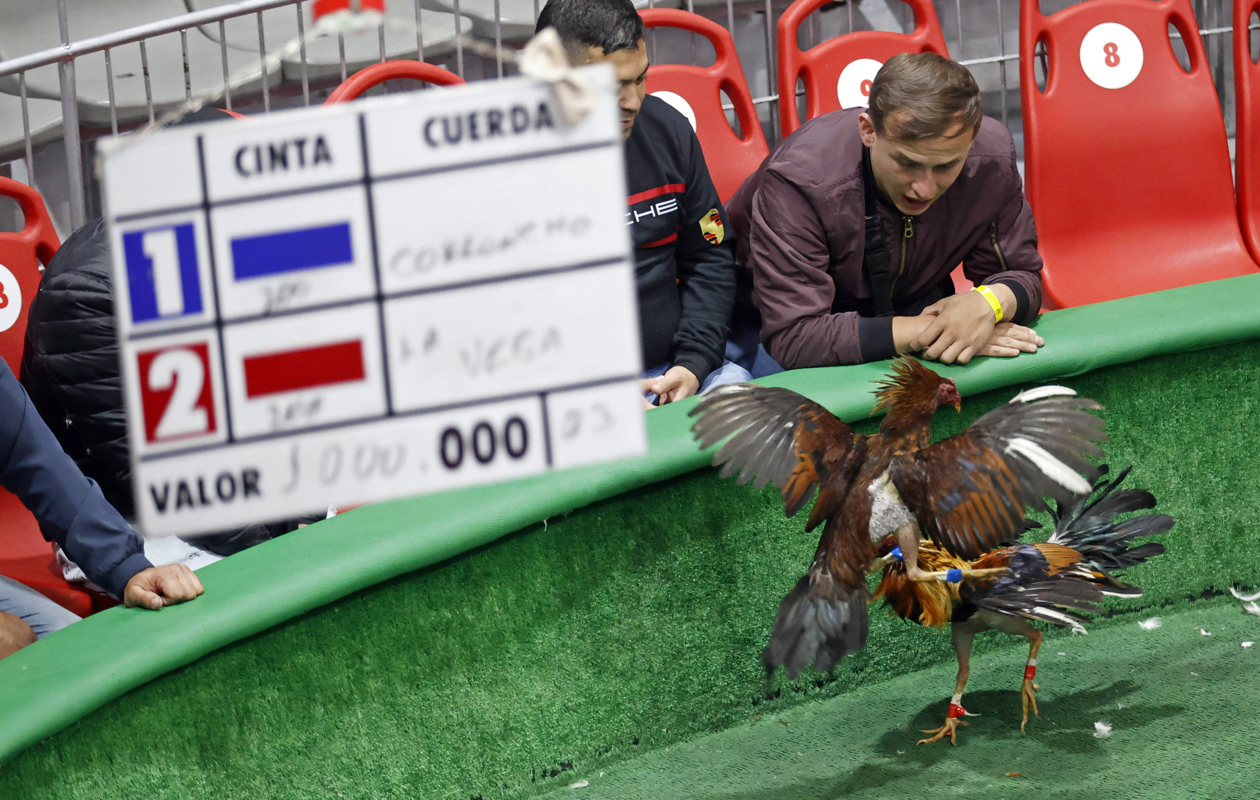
[101,66,646,538]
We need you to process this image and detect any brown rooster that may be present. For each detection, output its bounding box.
[688,357,1107,684]
[875,465,1172,744]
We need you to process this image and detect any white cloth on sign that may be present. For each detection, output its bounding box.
[517,27,596,125]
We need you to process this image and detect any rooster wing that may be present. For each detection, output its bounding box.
[689,384,866,531]
[889,387,1108,559]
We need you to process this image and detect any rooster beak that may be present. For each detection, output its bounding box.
[952,398,962,413]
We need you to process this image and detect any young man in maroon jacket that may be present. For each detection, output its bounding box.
[728,53,1045,369]
[537,0,749,405]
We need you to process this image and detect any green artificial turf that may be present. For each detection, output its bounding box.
[537,599,1260,800]
[2,340,1259,800]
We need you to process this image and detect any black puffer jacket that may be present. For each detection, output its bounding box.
[20,218,134,517]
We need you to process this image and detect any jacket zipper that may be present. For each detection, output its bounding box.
[893,215,913,294]
[989,220,1009,271]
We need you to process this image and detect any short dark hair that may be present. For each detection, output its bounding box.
[536,0,644,63]
[868,53,983,141]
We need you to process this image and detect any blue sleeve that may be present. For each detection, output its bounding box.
[0,359,151,598]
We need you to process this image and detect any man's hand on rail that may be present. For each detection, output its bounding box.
[124,564,205,610]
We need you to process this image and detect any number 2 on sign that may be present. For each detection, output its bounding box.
[148,349,209,439]
[1104,42,1120,67]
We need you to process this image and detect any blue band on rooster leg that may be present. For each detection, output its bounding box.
[946,568,962,583]
[891,546,904,562]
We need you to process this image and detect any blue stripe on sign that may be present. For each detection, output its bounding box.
[231,222,354,280]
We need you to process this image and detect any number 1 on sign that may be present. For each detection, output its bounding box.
[143,228,186,318]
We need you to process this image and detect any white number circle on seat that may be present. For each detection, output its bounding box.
[651,91,698,132]
[0,264,22,333]
[1079,22,1144,90]
[836,58,883,109]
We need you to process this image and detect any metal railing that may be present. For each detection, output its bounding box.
[0,0,1251,235]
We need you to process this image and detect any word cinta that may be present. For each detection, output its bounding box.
[422,102,556,148]
[234,136,333,177]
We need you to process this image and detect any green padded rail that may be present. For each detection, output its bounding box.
[2,273,1259,765]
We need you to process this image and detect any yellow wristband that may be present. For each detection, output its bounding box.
[975,285,1004,323]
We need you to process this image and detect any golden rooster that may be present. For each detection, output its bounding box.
[875,465,1172,744]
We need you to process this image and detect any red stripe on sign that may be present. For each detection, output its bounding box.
[627,183,686,205]
[243,340,366,398]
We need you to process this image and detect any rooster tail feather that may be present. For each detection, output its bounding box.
[1047,466,1173,576]
[762,566,869,681]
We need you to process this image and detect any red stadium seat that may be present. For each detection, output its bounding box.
[324,60,465,104]
[1020,0,1257,309]
[641,9,769,203]
[1234,0,1260,264]
[0,177,99,618]
[776,0,948,137]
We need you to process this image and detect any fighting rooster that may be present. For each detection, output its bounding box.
[688,357,1107,682]
[874,466,1172,744]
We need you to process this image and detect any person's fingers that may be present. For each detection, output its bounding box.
[991,335,1038,353]
[127,583,163,610]
[938,339,968,364]
[171,566,202,600]
[912,319,946,353]
[1003,325,1038,342]
[642,396,654,410]
[979,344,1021,358]
[923,329,956,361]
[955,345,976,365]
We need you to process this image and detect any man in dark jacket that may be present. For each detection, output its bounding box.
[537,0,748,405]
[0,360,203,659]
[728,53,1045,369]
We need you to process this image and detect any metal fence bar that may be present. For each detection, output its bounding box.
[258,12,271,112]
[181,29,193,103]
[338,31,347,83]
[996,0,1008,127]
[297,4,310,105]
[763,0,778,137]
[379,21,387,64]
[955,0,964,58]
[19,72,34,185]
[0,0,307,80]
[105,49,120,136]
[140,39,156,125]
[415,0,426,63]
[56,0,86,228]
[221,23,235,111]
[495,0,504,78]
[453,0,464,77]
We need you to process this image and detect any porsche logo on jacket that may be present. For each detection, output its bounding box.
[700,208,725,245]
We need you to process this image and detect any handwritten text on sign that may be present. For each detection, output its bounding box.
[102,67,646,537]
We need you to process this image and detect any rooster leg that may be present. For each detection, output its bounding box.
[980,609,1042,732]
[918,619,984,746]
[893,524,1007,583]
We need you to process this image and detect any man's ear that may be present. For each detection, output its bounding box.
[858,112,877,148]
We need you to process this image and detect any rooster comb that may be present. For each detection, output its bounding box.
[873,356,946,412]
